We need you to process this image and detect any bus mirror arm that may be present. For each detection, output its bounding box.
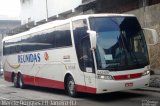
[143,28,159,45]
[87,30,97,49]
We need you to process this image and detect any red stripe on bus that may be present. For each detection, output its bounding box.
[23,74,35,85]
[113,73,143,80]
[24,75,96,93]
[4,71,96,94]
[76,85,96,94]
[35,77,65,89]
[23,74,65,89]
[4,71,12,82]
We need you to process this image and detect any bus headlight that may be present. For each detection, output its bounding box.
[143,70,150,76]
[97,75,113,80]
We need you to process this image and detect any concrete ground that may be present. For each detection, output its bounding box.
[150,74,160,88]
[0,75,160,106]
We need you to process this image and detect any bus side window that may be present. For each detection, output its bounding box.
[4,37,22,55]
[81,36,95,72]
[73,19,95,73]
[55,24,72,48]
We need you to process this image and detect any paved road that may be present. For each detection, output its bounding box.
[0,76,159,106]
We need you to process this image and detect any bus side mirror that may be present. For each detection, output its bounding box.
[87,30,97,50]
[143,28,159,45]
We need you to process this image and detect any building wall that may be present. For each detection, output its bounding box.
[125,3,160,74]
[20,0,47,24]
[47,0,82,18]
[20,0,82,25]
[0,20,21,68]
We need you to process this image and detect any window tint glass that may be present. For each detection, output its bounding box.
[55,24,72,47]
[4,37,21,55]
[73,19,95,72]
[3,23,72,55]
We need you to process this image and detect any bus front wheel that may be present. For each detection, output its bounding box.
[66,76,77,97]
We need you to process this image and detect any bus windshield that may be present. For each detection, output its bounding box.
[89,17,149,71]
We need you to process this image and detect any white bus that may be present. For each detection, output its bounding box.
[2,14,158,97]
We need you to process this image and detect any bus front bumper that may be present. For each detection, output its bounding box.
[96,74,150,94]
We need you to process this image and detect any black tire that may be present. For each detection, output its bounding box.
[18,74,25,89]
[13,74,19,88]
[66,76,77,97]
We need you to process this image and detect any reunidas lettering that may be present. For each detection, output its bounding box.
[18,53,41,63]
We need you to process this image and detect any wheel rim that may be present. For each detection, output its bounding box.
[19,77,23,87]
[68,79,75,95]
[14,75,17,84]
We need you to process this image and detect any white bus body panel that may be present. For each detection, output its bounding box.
[96,66,150,93]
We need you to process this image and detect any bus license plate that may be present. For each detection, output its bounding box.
[125,82,133,87]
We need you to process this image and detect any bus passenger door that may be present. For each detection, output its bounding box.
[80,36,96,92]
[72,19,96,93]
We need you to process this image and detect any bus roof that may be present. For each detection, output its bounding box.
[71,13,135,20]
[3,13,135,41]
